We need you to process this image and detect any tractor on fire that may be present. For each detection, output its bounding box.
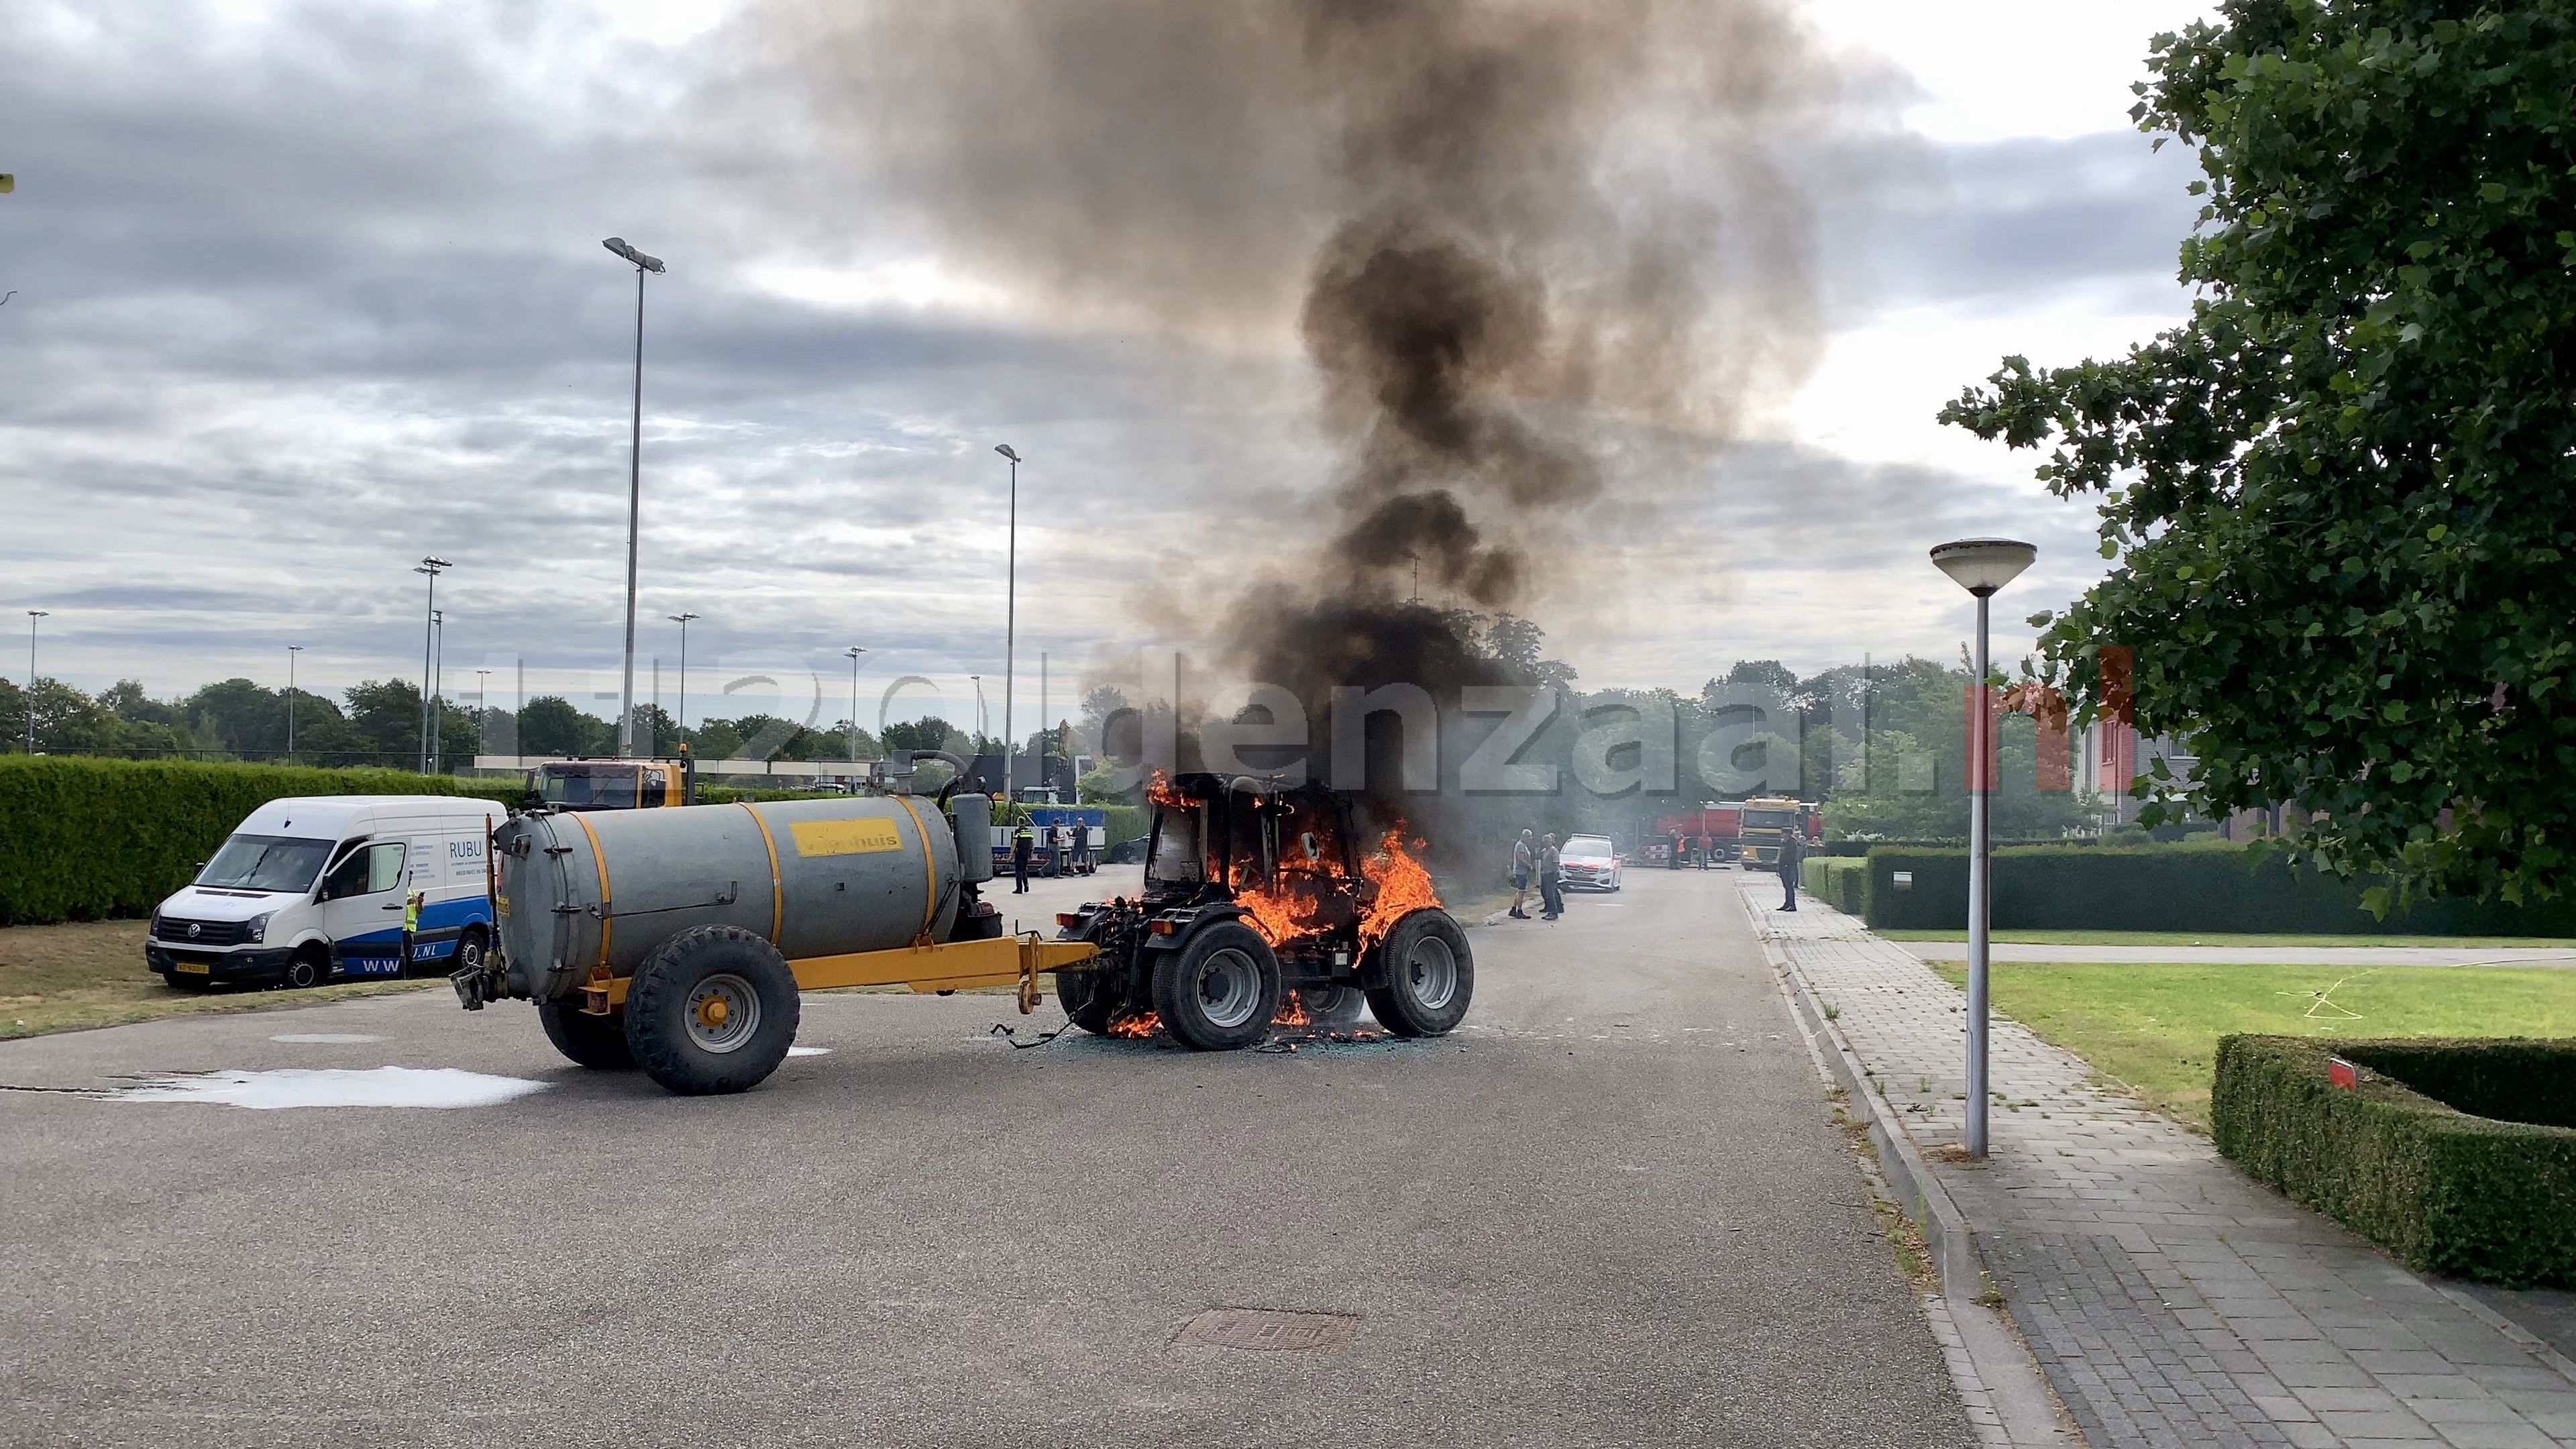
[1052,772,1474,1049]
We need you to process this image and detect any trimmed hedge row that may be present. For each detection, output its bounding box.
[1800,856,1866,916]
[2212,1035,2576,1285]
[1856,844,2576,936]
[0,756,521,926]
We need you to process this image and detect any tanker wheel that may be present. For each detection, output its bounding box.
[538,1000,635,1070]
[623,925,800,1095]
[1305,983,1370,1029]
[1364,910,1474,1038]
[1055,969,1119,1036]
[1150,922,1280,1052]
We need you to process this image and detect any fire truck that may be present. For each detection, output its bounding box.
[1648,805,1739,866]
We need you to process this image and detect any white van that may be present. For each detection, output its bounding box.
[146,796,502,991]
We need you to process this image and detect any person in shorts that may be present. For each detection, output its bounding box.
[1509,829,1536,919]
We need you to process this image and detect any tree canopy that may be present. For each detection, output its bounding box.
[1939,0,2576,906]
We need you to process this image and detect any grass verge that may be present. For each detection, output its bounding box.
[0,920,440,1040]
[1882,928,2576,949]
[1927,960,2576,1128]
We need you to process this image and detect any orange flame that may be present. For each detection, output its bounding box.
[1234,869,1342,947]
[1356,826,1440,951]
[1108,1010,1161,1038]
[1273,991,1312,1026]
[1146,769,1189,811]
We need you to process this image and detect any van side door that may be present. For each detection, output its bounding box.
[317,840,409,975]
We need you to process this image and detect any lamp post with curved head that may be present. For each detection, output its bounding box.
[1930,537,2037,1159]
[603,236,665,758]
[668,613,699,747]
[286,645,303,758]
[23,610,47,754]
[845,647,867,767]
[412,557,449,772]
[994,443,1022,805]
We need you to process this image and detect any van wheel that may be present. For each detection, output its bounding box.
[623,926,800,1095]
[538,1000,636,1069]
[1150,922,1280,1051]
[1365,910,1474,1038]
[282,947,331,990]
[438,927,488,981]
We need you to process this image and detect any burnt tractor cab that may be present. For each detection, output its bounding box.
[1053,772,1474,1051]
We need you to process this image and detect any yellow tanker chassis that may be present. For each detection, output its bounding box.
[579,932,1101,1018]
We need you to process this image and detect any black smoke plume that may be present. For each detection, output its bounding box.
[724,0,1872,843]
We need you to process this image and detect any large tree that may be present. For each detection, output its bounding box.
[1941,0,2576,907]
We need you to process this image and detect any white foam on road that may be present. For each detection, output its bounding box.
[108,1067,550,1110]
[787,1045,831,1057]
[268,1033,384,1044]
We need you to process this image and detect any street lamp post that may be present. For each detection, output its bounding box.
[413,557,449,772]
[476,668,492,752]
[602,237,666,759]
[23,610,47,754]
[429,609,445,773]
[669,612,699,747]
[1930,537,2037,1159]
[969,674,984,743]
[994,443,1022,805]
[286,645,303,759]
[845,647,867,769]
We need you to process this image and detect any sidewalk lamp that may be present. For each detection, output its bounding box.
[413,557,449,772]
[603,236,665,758]
[669,613,699,747]
[24,610,47,754]
[286,645,303,757]
[1931,537,2036,1159]
[994,443,1022,804]
[845,646,867,765]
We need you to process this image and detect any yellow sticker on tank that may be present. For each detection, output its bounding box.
[788,817,904,857]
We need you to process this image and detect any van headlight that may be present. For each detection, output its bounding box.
[244,913,273,944]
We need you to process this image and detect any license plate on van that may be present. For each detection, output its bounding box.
[174,959,212,974]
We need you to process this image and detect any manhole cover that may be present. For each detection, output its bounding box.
[1174,1308,1360,1354]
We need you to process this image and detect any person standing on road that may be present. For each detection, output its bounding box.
[1012,822,1034,894]
[1509,829,1536,919]
[1537,833,1564,921]
[1776,828,1807,912]
[1697,832,1713,871]
[1668,828,1685,871]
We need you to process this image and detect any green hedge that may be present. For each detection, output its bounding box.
[1800,857,1866,916]
[2212,1035,2576,1285]
[1856,843,2576,936]
[0,756,521,926]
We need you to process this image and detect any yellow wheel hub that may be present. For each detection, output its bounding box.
[697,996,730,1028]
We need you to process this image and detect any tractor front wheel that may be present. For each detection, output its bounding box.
[1365,910,1474,1038]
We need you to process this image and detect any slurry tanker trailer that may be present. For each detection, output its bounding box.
[450,753,1474,1094]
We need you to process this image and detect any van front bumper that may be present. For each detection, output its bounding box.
[146,944,294,986]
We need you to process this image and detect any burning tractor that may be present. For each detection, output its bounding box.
[1052,773,1473,1050]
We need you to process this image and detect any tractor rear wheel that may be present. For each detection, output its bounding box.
[1151,922,1280,1051]
[623,926,800,1095]
[538,1000,636,1069]
[1365,910,1474,1038]
[1305,983,1370,1028]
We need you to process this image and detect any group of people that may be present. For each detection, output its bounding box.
[1006,820,1092,894]
[1506,830,1564,922]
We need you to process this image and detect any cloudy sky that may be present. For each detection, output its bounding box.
[0,0,2213,743]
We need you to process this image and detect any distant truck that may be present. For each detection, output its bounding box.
[148,796,500,991]
[1733,796,1822,867]
[995,804,1108,876]
[527,755,697,810]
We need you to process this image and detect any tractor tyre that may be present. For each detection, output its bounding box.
[538,1000,637,1069]
[623,926,800,1095]
[1055,969,1120,1036]
[1364,910,1474,1038]
[1150,922,1281,1052]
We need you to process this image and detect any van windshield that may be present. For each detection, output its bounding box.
[198,835,334,893]
[1566,836,1614,857]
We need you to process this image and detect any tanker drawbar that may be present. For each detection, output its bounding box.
[449,781,1098,1095]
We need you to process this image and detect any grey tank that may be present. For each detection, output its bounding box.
[491,796,967,1004]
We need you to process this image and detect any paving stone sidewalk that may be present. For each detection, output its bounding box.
[1741,875,2576,1449]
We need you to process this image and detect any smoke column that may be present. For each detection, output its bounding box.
[724,0,1872,829]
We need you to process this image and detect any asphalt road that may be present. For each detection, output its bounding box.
[1,866,1970,1448]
